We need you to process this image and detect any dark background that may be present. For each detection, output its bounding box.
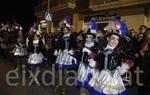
[0,0,38,31]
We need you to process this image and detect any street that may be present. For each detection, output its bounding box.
[0,55,139,95]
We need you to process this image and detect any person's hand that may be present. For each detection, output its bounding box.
[54,50,58,56]
[69,50,74,55]
[82,48,91,54]
[120,63,129,75]
[88,59,96,68]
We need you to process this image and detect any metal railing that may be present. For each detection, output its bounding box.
[35,0,76,12]
[49,0,76,7]
[90,0,119,5]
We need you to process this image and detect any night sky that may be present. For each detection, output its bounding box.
[0,0,38,30]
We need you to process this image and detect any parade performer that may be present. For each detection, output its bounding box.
[54,17,78,70]
[13,27,27,71]
[26,23,45,82]
[27,32,45,67]
[87,32,134,95]
[54,17,78,95]
[77,28,99,95]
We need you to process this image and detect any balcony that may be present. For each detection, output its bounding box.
[49,0,76,12]
[35,0,76,17]
[89,0,150,11]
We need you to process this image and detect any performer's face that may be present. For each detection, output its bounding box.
[86,35,93,44]
[63,27,69,33]
[108,35,119,48]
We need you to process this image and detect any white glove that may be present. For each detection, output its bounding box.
[68,50,74,55]
[54,49,61,56]
[82,48,91,54]
[120,63,129,75]
[54,50,58,56]
[88,59,96,68]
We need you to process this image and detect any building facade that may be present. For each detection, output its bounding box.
[35,0,150,33]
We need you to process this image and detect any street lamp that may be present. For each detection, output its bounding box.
[47,0,50,33]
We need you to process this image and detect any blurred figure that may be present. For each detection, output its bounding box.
[26,31,45,82]
[139,25,147,35]
[138,28,150,95]
[13,30,27,71]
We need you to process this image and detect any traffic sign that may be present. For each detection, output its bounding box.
[45,12,52,21]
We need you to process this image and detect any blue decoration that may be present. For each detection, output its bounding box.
[45,12,52,21]
[64,16,71,25]
[120,20,128,36]
[33,22,38,32]
[54,59,78,70]
[90,20,97,33]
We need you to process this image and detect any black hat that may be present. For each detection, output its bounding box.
[84,29,96,39]
[60,25,70,32]
[59,20,71,32]
[106,32,121,38]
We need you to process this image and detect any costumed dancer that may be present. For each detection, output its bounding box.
[26,23,45,82]
[88,32,134,95]
[54,17,78,95]
[77,28,99,95]
[55,17,78,69]
[13,26,27,71]
[87,17,134,95]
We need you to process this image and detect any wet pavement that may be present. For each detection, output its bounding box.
[0,54,140,95]
[0,55,80,95]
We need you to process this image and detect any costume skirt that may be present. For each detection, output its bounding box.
[27,52,45,67]
[13,47,27,56]
[87,69,127,95]
[77,63,97,88]
[55,50,77,70]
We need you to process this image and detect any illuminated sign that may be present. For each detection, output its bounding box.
[84,14,116,22]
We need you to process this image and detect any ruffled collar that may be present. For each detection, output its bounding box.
[63,32,71,38]
[104,44,115,50]
[85,42,95,48]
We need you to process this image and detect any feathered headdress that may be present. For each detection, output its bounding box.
[105,16,128,36]
[90,19,98,34]
[59,16,71,29]
[33,22,38,32]
[83,19,98,39]
[33,23,41,36]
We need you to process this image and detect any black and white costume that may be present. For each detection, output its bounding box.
[13,40,27,57]
[27,36,45,67]
[87,33,134,95]
[55,31,78,69]
[77,41,99,88]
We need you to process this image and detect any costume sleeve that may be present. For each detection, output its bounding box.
[87,49,99,68]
